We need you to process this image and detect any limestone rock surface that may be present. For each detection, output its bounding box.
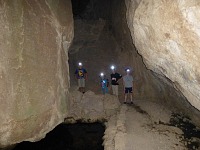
[66,91,120,122]
[126,0,200,111]
[0,0,73,147]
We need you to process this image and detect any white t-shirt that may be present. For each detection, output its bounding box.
[123,75,133,88]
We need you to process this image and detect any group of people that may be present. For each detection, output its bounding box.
[74,62,134,104]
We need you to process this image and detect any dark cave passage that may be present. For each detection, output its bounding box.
[13,123,105,150]
[68,0,134,98]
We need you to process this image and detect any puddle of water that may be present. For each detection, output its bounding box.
[159,113,200,150]
[170,113,200,150]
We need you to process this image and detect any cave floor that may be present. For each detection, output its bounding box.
[105,100,200,150]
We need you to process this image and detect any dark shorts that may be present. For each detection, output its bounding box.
[125,87,133,93]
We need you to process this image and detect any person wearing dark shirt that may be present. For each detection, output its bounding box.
[110,66,122,97]
[74,62,87,93]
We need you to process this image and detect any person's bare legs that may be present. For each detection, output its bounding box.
[82,87,85,93]
[78,79,86,93]
[79,87,85,93]
[115,85,119,98]
[130,93,133,104]
[79,87,82,93]
[124,93,127,104]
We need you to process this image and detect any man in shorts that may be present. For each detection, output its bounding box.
[74,62,87,93]
[123,68,134,104]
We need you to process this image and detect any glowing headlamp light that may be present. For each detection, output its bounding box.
[126,69,130,72]
[100,73,104,77]
[110,65,115,70]
[78,62,82,66]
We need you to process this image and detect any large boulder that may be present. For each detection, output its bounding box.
[126,0,200,111]
[0,0,73,147]
[66,91,120,122]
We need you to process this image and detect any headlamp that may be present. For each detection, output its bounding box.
[100,73,104,77]
[110,65,115,70]
[78,62,82,66]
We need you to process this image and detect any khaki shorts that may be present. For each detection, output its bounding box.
[78,78,85,87]
[112,85,119,96]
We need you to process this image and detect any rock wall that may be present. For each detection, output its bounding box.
[0,0,73,147]
[126,0,200,111]
[110,0,168,100]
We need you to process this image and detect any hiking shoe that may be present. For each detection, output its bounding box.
[130,101,133,104]
[123,102,127,104]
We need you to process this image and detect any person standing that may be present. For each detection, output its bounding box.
[122,68,134,104]
[74,62,87,93]
[110,65,122,97]
[100,73,109,95]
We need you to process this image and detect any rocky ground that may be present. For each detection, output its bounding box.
[104,100,200,150]
[11,91,200,150]
[66,91,200,150]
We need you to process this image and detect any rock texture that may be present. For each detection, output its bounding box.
[69,92,197,150]
[66,91,120,122]
[0,0,73,147]
[111,0,169,101]
[126,0,200,111]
